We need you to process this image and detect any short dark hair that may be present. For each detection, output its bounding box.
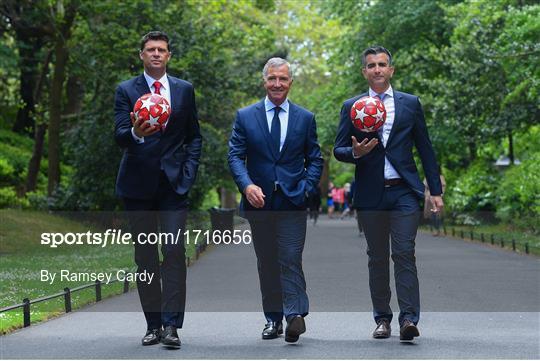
[361,46,392,67]
[140,31,170,51]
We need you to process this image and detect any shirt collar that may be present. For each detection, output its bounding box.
[369,85,393,99]
[143,72,169,91]
[264,96,289,113]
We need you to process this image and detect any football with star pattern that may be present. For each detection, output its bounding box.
[350,96,386,132]
[133,93,171,128]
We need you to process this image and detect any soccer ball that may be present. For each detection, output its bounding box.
[350,96,386,132]
[133,93,171,128]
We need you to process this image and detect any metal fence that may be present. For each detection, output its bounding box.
[0,242,208,328]
[434,224,538,255]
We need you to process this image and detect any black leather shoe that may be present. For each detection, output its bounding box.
[262,321,283,339]
[161,325,181,348]
[373,319,391,339]
[399,319,420,341]
[285,315,306,343]
[141,328,161,346]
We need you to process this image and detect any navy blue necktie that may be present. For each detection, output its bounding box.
[271,106,281,153]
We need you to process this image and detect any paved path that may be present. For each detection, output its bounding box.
[2,216,539,359]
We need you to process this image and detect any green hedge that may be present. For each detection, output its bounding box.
[496,153,540,232]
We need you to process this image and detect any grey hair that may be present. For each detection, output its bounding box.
[262,57,293,79]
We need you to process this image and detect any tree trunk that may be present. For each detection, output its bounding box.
[47,2,78,196]
[63,75,84,116]
[25,49,52,194]
[12,37,43,135]
[25,123,47,193]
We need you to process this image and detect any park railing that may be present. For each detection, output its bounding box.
[0,241,209,329]
[428,223,539,256]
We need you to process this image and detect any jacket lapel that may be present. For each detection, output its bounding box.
[135,74,150,97]
[167,75,177,111]
[386,90,402,147]
[254,100,278,159]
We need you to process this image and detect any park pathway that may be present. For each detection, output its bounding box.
[1,216,539,359]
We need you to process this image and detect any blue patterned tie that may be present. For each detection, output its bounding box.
[271,106,281,153]
[377,93,386,139]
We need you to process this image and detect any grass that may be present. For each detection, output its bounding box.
[420,221,540,256]
[0,209,209,334]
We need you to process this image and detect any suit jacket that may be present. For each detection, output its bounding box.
[334,90,442,208]
[114,74,202,199]
[228,99,323,211]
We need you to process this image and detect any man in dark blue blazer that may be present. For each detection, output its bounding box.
[228,58,323,343]
[114,31,202,348]
[334,46,443,342]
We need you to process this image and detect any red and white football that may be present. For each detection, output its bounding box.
[350,96,386,132]
[133,93,171,128]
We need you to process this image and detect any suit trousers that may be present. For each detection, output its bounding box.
[357,184,421,326]
[248,188,309,322]
[123,171,188,329]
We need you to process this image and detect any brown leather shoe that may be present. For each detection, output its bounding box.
[399,319,420,341]
[372,319,391,339]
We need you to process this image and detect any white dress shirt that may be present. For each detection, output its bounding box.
[132,72,171,143]
[264,96,289,152]
[368,86,401,180]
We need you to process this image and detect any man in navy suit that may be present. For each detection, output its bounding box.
[228,58,323,343]
[114,31,202,348]
[334,46,443,342]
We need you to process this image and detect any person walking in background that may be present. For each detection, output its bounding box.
[424,168,446,236]
[341,182,353,219]
[327,182,335,218]
[114,31,202,348]
[228,57,323,343]
[334,45,443,342]
[332,185,345,216]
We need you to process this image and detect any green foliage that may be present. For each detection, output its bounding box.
[0,0,537,234]
[445,160,500,213]
[0,158,15,186]
[54,0,278,210]
[60,113,120,211]
[188,122,234,210]
[332,171,354,189]
[496,153,540,232]
[0,129,46,194]
[0,32,20,128]
[0,187,19,208]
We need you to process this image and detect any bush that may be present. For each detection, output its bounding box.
[187,122,235,210]
[445,160,500,213]
[0,187,29,208]
[0,187,17,207]
[62,114,121,211]
[0,143,29,185]
[25,191,49,210]
[0,157,15,186]
[496,152,540,232]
